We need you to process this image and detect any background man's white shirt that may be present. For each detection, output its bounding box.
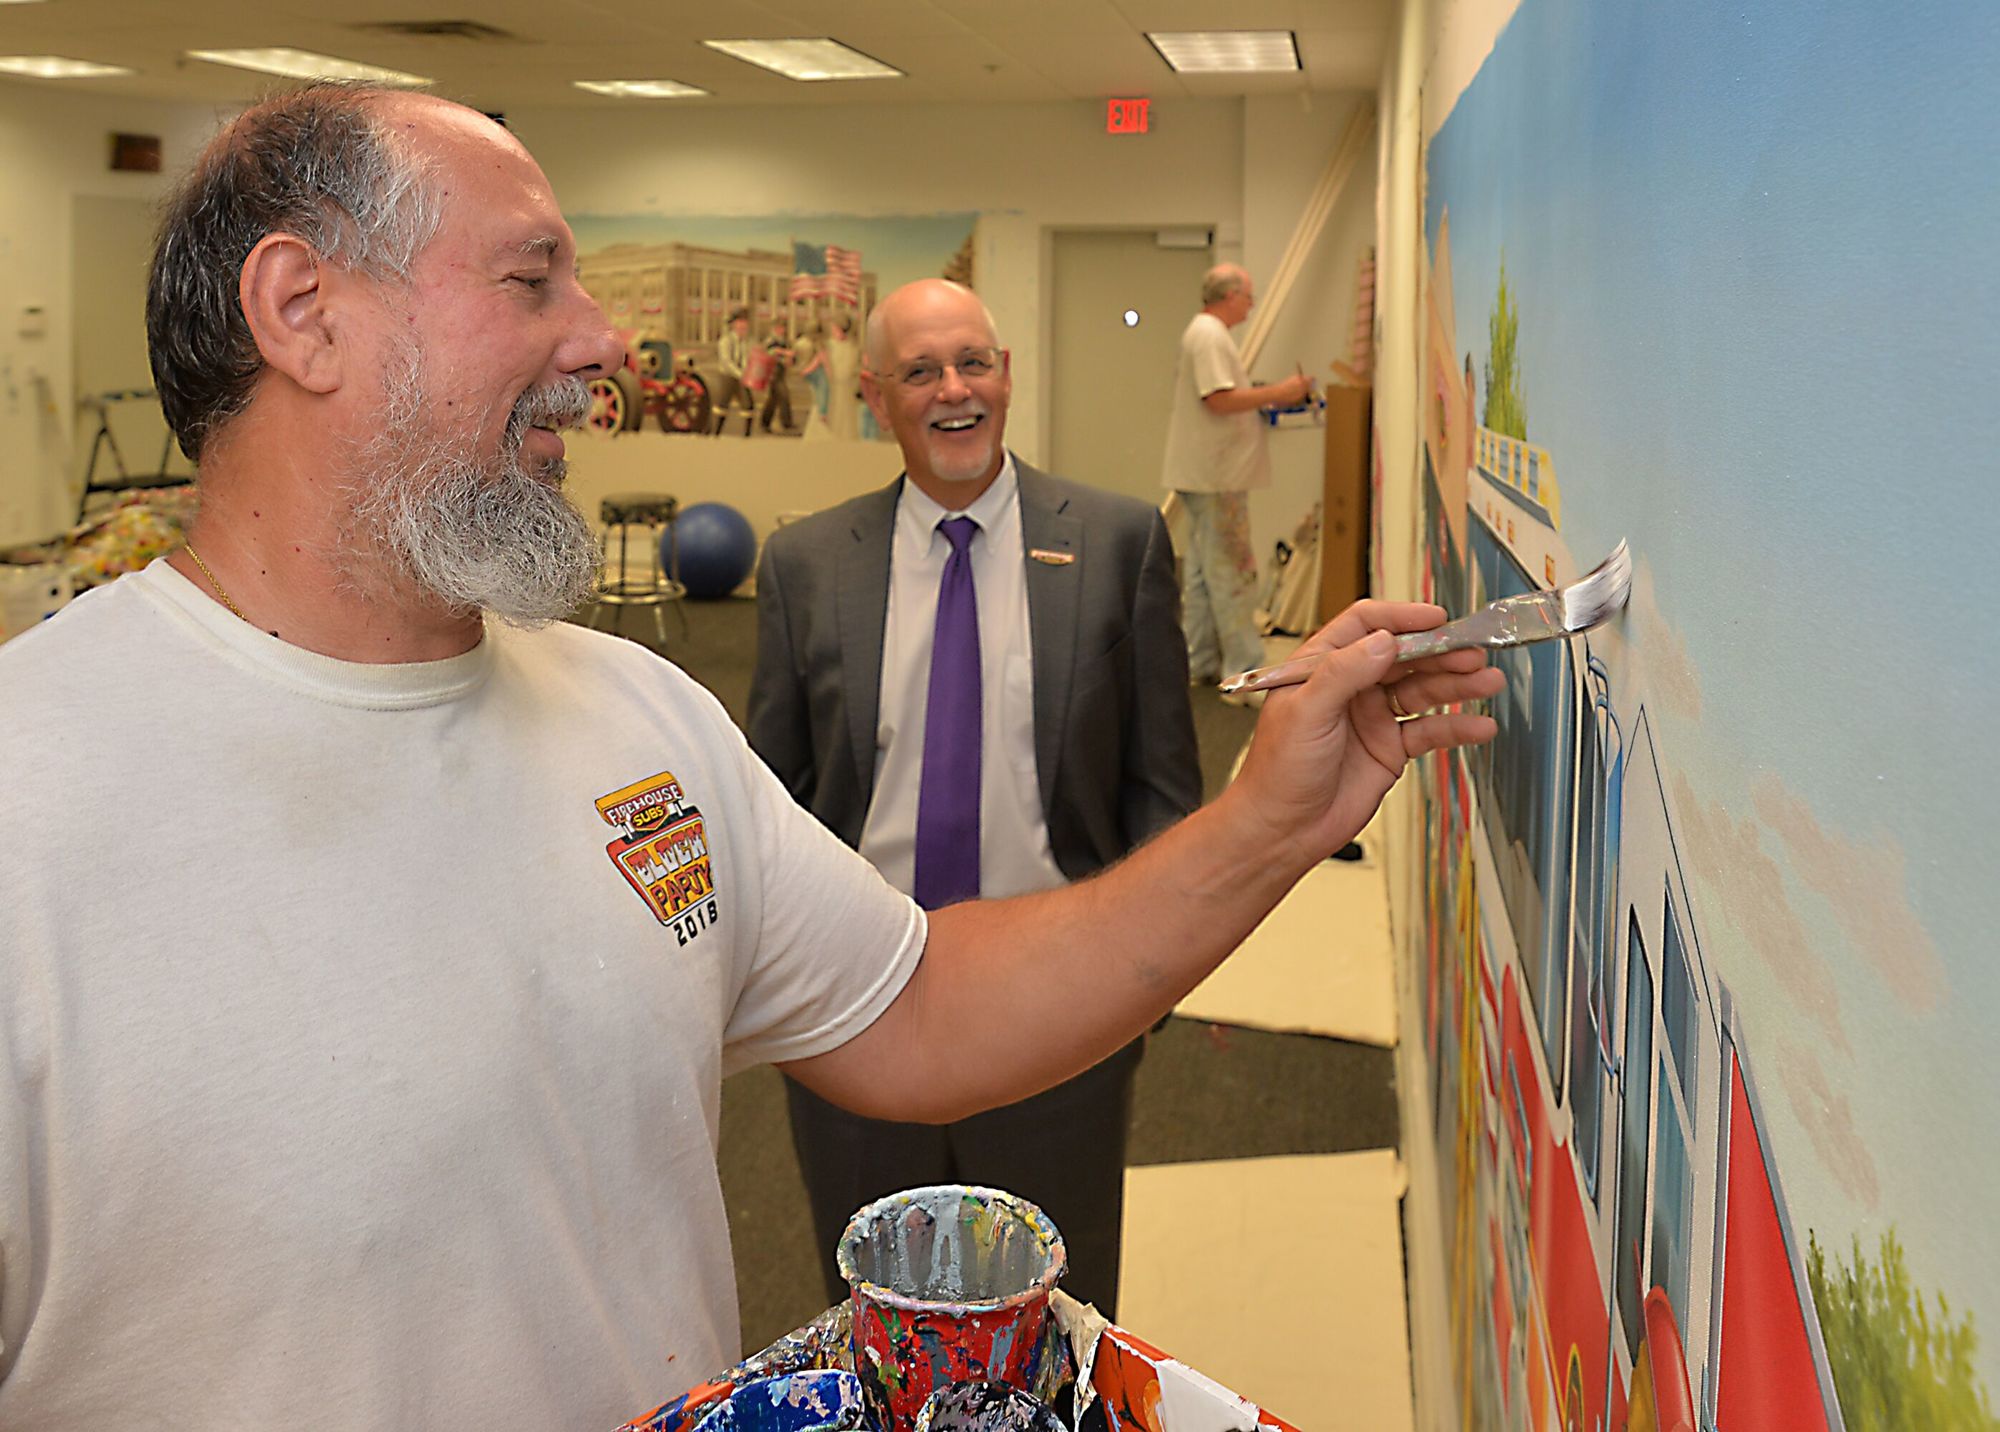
[1161,311,1271,494]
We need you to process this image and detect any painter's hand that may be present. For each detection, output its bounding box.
[1274,372,1314,407]
[1231,601,1502,865]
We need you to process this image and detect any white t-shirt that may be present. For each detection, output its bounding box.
[859,456,1067,903]
[0,560,925,1430]
[1160,311,1270,494]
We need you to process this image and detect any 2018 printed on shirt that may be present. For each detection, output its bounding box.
[595,771,720,945]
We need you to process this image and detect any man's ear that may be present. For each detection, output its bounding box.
[860,371,891,429]
[238,234,343,395]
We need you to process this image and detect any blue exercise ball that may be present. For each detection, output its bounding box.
[668,502,757,600]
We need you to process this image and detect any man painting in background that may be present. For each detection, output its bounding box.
[748,279,1200,1316]
[1161,264,1313,703]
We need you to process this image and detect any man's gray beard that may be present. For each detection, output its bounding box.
[343,355,601,627]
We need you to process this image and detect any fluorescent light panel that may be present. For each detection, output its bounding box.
[702,38,901,82]
[0,55,132,78]
[187,48,431,87]
[1146,30,1301,74]
[575,79,708,99]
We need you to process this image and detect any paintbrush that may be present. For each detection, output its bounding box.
[1219,539,1633,696]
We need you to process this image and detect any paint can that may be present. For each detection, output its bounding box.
[687,1371,869,1432]
[914,1381,1067,1432]
[837,1185,1067,1432]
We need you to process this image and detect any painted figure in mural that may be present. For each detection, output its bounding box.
[710,305,753,434]
[746,278,1201,1317]
[794,323,830,437]
[0,85,1502,1428]
[822,309,863,441]
[759,314,795,434]
[1160,264,1313,701]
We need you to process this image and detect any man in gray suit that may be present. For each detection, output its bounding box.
[748,279,1199,1316]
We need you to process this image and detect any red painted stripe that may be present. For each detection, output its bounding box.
[1716,1063,1833,1430]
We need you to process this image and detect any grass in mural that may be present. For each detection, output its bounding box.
[1483,254,1528,440]
[1809,1227,2000,1431]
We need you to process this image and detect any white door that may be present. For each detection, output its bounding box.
[1048,230,1210,506]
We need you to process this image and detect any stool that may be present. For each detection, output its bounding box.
[588,492,689,647]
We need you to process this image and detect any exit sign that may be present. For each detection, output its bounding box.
[1106,98,1150,134]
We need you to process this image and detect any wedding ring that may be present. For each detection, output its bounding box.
[1386,684,1420,722]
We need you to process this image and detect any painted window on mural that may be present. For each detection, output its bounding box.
[1615,912,1655,1365]
[1661,892,1700,1112]
[1651,1053,1695,1325]
[1469,518,1575,1095]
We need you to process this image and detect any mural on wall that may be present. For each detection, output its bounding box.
[1406,0,2000,1429]
[568,213,975,443]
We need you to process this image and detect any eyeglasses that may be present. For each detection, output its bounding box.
[874,346,1004,390]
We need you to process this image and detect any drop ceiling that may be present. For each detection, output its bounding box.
[0,0,1389,110]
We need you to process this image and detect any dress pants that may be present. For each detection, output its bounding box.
[783,1038,1143,1320]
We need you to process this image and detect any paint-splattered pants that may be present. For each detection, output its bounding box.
[1176,490,1264,680]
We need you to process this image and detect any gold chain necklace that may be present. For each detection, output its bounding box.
[183,543,248,623]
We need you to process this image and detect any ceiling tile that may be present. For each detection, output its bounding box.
[0,0,1380,112]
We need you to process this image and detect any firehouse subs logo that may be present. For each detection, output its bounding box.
[595,771,720,945]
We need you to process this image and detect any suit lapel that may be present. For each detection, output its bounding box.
[1017,463,1081,817]
[837,480,901,796]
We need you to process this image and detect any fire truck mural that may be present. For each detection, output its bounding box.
[1407,0,2000,1428]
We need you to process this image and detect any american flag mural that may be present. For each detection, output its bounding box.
[790,242,863,305]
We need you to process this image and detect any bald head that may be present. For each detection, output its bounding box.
[860,278,1011,503]
[1200,264,1255,327]
[1201,264,1249,306]
[864,279,1000,372]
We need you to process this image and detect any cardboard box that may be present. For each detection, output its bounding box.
[1318,385,1372,623]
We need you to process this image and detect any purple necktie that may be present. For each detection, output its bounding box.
[913,516,981,910]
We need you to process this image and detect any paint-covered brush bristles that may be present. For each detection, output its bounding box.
[1220,538,1636,695]
[1560,538,1632,633]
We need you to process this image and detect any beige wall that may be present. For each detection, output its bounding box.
[508,99,1244,489]
[3,88,1375,562]
[515,95,1377,556]
[0,86,220,545]
[1239,92,1380,563]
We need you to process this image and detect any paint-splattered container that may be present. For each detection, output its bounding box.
[837,1185,1067,1432]
[914,1381,1067,1432]
[688,1371,869,1432]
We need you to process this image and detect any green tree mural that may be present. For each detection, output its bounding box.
[1483,255,1528,439]
[1809,1228,2000,1431]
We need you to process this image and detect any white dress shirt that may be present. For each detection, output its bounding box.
[858,453,1068,902]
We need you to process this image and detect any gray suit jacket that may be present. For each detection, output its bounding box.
[747,459,1200,881]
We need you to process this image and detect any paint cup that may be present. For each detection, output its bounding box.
[837,1185,1068,1432]
[687,1371,869,1432]
[915,1381,1068,1432]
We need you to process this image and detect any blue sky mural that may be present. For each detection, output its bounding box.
[1425,0,2000,1394]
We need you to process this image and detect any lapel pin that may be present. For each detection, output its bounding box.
[1028,549,1075,566]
